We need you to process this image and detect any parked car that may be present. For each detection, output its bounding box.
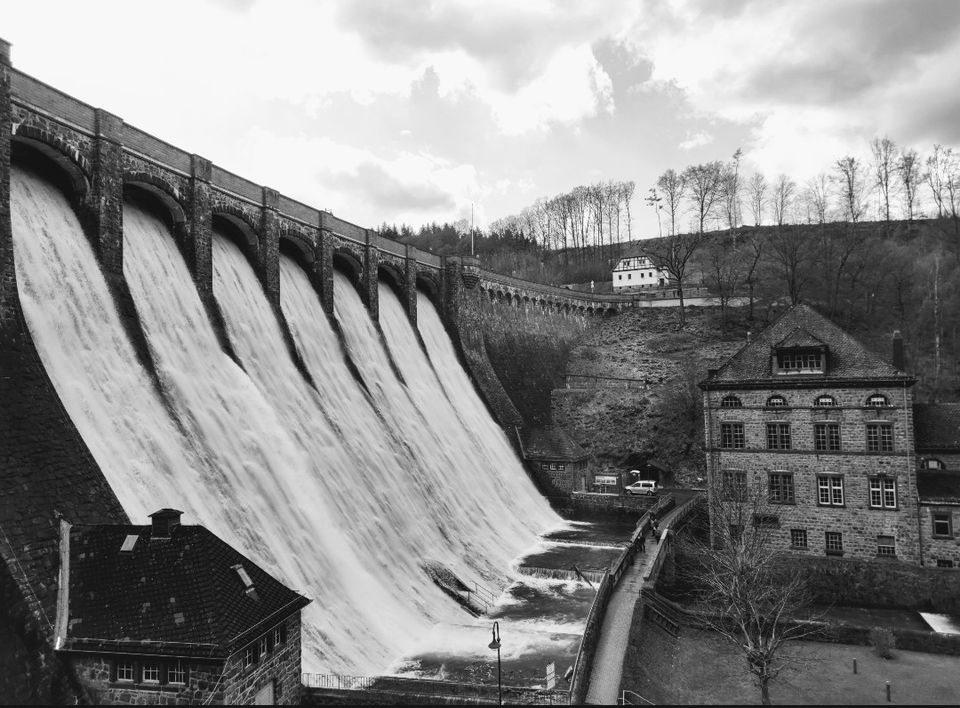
[625,480,660,496]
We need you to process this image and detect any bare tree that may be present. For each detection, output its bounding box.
[646,187,663,238]
[748,172,767,226]
[644,230,705,327]
[925,144,951,218]
[771,175,796,227]
[656,168,687,237]
[703,234,743,326]
[688,480,819,705]
[870,135,898,221]
[622,180,636,243]
[897,148,922,221]
[768,225,810,306]
[684,161,725,235]
[834,156,868,223]
[805,173,830,225]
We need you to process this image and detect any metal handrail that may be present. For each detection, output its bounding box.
[619,689,655,705]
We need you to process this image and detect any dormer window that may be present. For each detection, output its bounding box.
[720,395,743,408]
[866,393,889,407]
[775,348,825,375]
[766,395,788,408]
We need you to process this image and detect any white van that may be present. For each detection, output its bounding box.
[625,480,660,496]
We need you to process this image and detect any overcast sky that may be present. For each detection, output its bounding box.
[7,0,960,239]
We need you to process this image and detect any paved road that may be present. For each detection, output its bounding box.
[584,503,686,705]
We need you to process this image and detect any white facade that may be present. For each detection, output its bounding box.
[612,255,670,291]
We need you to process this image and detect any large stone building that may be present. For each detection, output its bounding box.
[54,509,311,704]
[701,304,960,567]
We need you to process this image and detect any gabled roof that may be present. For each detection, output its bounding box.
[917,471,960,504]
[59,520,310,657]
[520,426,589,463]
[914,403,960,451]
[702,303,912,386]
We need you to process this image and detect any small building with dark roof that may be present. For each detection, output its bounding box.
[54,509,310,705]
[913,402,960,470]
[519,426,590,494]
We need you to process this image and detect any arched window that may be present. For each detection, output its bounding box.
[720,395,743,408]
[766,395,788,407]
[814,394,838,407]
[923,458,945,470]
[866,393,889,407]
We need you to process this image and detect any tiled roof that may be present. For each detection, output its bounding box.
[61,518,309,656]
[913,403,960,451]
[917,471,960,504]
[521,426,589,462]
[705,303,910,384]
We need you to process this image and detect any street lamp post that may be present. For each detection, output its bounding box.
[488,621,502,706]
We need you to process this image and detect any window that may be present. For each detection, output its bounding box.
[933,512,953,538]
[116,661,135,683]
[766,423,791,450]
[817,476,844,506]
[776,349,824,374]
[924,458,945,470]
[142,663,160,684]
[866,423,894,452]
[936,559,955,568]
[814,423,841,451]
[790,529,808,549]
[720,422,745,449]
[720,395,743,408]
[866,393,889,407]
[877,535,896,557]
[168,660,187,685]
[766,394,788,407]
[768,473,795,504]
[825,531,844,555]
[258,636,269,659]
[814,394,837,407]
[556,463,566,471]
[273,626,283,647]
[721,470,747,500]
[869,477,897,509]
[244,646,255,668]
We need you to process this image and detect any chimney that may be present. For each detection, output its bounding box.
[892,330,904,371]
[148,508,183,539]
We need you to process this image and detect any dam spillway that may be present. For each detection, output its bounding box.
[9,162,562,673]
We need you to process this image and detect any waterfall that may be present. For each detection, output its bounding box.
[10,164,562,675]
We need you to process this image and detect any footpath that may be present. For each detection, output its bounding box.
[583,503,685,705]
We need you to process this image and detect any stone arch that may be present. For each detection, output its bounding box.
[279,234,314,270]
[10,130,91,204]
[123,173,187,228]
[378,262,405,299]
[332,247,363,287]
[416,272,441,303]
[211,210,259,266]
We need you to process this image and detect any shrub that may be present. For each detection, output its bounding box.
[870,627,896,659]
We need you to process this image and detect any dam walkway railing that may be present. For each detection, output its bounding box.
[302,673,569,704]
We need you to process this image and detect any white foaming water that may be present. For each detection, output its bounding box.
[11,166,202,520]
[12,164,565,674]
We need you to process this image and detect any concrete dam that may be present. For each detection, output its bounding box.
[0,39,635,693]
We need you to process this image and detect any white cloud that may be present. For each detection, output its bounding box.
[678,130,713,151]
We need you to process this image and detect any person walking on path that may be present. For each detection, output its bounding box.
[651,519,660,543]
[638,531,646,553]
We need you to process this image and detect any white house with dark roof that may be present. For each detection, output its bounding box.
[54,509,310,705]
[611,250,671,291]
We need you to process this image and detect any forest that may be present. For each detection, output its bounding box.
[379,137,960,401]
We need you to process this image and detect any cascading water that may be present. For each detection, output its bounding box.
[11,163,566,675]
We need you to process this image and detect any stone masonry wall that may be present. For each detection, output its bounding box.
[707,385,919,563]
[224,614,302,706]
[68,655,226,705]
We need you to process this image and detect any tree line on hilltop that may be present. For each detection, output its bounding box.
[379,136,960,400]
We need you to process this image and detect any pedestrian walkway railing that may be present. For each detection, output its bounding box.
[568,494,679,703]
[619,689,655,705]
[302,673,569,704]
[643,495,701,584]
